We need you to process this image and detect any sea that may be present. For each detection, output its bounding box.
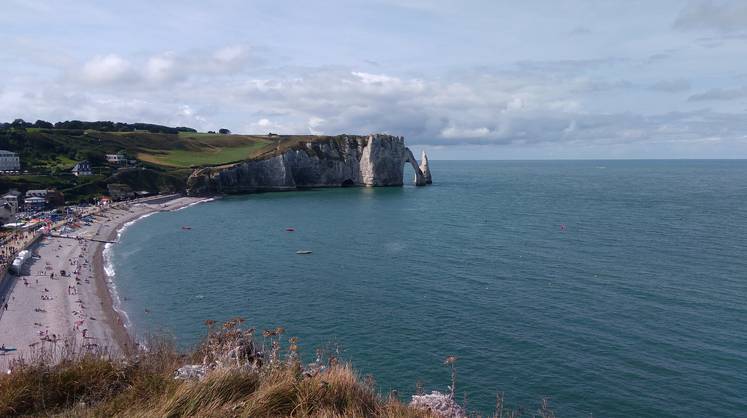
[108,160,747,417]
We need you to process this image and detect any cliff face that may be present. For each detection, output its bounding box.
[186,134,430,195]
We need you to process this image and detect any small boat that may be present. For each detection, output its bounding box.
[0,346,17,353]
[296,250,312,255]
[181,226,192,230]
[285,228,295,232]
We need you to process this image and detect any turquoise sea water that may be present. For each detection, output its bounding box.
[111,160,747,417]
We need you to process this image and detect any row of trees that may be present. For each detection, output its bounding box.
[0,119,197,134]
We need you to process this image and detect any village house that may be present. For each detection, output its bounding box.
[23,189,64,210]
[2,190,21,214]
[105,153,127,165]
[23,196,46,212]
[72,160,93,176]
[0,150,20,172]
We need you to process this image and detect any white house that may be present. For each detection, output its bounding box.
[105,153,127,165]
[25,189,49,199]
[72,160,93,176]
[2,192,19,214]
[0,150,20,172]
[23,196,46,211]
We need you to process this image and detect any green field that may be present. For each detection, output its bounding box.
[138,142,270,168]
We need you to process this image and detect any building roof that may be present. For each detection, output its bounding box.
[72,161,91,171]
[24,197,46,203]
[0,150,18,156]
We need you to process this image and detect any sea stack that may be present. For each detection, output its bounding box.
[419,150,432,184]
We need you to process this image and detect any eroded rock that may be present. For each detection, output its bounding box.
[186,134,430,195]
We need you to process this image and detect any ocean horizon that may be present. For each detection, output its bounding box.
[109,159,747,417]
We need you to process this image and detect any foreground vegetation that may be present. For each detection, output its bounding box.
[0,319,557,418]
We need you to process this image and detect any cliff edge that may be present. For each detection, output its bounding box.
[186,134,431,195]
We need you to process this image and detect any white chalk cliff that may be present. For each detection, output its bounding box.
[186,134,431,195]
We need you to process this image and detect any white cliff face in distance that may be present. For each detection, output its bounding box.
[186,134,431,195]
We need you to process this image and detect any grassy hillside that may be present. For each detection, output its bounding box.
[0,125,351,202]
[137,133,273,168]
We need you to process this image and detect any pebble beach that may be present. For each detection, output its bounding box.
[0,195,207,367]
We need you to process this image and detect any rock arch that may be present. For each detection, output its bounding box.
[404,147,426,186]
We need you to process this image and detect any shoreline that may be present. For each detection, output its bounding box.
[0,194,214,364]
[93,196,216,353]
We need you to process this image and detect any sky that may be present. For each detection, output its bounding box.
[2,0,747,159]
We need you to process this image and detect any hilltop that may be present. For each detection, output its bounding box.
[0,119,360,202]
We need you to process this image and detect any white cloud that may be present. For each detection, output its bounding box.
[80,54,133,84]
[688,86,747,101]
[214,45,247,64]
[145,53,178,82]
[649,79,691,92]
[674,1,747,33]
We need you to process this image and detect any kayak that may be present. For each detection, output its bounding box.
[0,347,17,353]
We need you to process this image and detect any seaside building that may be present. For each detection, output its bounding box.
[0,150,20,172]
[0,200,14,223]
[2,190,20,214]
[23,196,46,212]
[105,153,127,165]
[25,189,49,199]
[23,188,64,210]
[107,183,135,201]
[72,160,93,176]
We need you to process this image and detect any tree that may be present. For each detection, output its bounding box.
[218,128,231,134]
[33,120,54,129]
[11,119,32,128]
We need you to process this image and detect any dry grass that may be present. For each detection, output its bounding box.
[0,320,557,418]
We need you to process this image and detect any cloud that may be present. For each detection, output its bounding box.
[73,45,256,87]
[674,1,747,33]
[648,79,691,92]
[80,54,134,84]
[4,45,747,155]
[568,26,591,36]
[145,53,180,83]
[688,86,747,101]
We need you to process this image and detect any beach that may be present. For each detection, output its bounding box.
[0,195,208,366]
